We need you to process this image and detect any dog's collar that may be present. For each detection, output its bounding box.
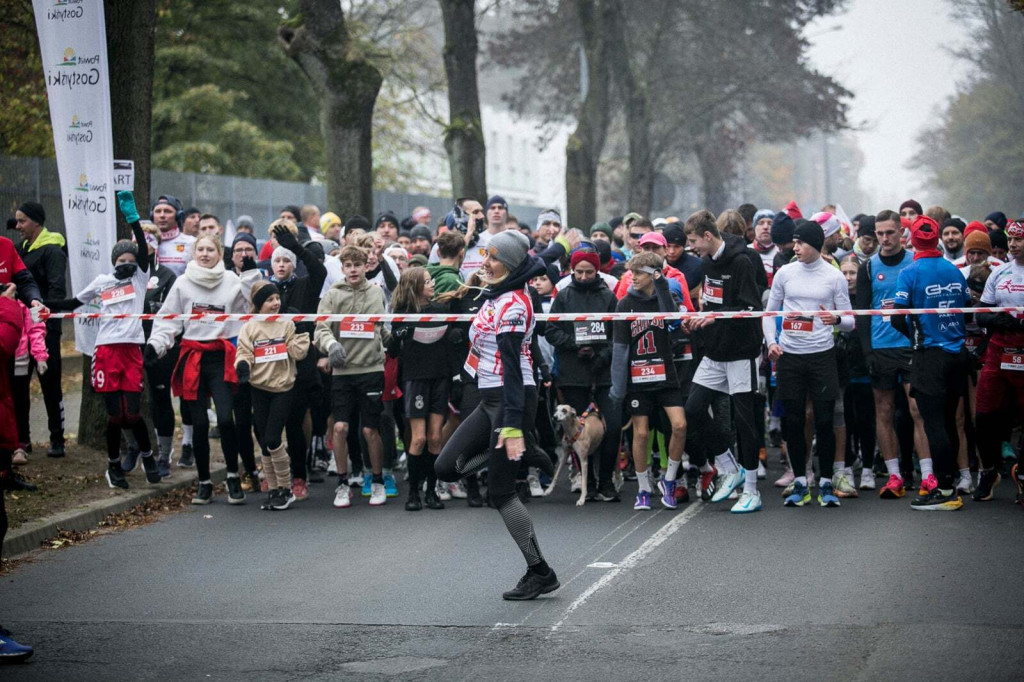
[570,403,600,443]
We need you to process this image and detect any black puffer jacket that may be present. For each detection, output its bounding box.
[545,276,616,387]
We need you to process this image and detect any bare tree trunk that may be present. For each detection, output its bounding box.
[280,0,382,219]
[694,123,744,214]
[565,0,614,229]
[78,0,158,450]
[439,0,487,201]
[607,0,654,215]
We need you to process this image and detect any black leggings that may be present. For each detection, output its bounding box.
[437,387,546,568]
[252,387,292,451]
[685,384,759,471]
[234,383,256,473]
[103,390,152,460]
[915,393,960,489]
[185,352,238,480]
[560,385,621,486]
[782,397,835,478]
[147,344,192,438]
[845,382,876,470]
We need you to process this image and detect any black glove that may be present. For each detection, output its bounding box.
[273,224,302,253]
[540,363,553,385]
[393,324,412,342]
[236,361,251,385]
[447,326,465,347]
[995,312,1024,330]
[144,345,161,369]
[241,256,258,272]
[577,346,595,360]
[386,335,403,358]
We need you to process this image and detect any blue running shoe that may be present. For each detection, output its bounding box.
[361,472,372,497]
[121,445,141,473]
[156,454,171,478]
[0,626,33,663]
[818,481,841,507]
[383,472,398,497]
[657,478,678,509]
[634,489,652,510]
[784,481,811,507]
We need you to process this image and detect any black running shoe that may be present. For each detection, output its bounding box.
[178,444,195,468]
[502,567,560,601]
[105,463,129,490]
[595,480,620,502]
[405,488,423,511]
[192,481,213,505]
[46,441,65,458]
[140,455,161,485]
[465,477,484,507]
[4,472,37,492]
[226,476,245,504]
[911,487,962,511]
[973,470,1001,502]
[260,491,276,511]
[424,485,445,510]
[270,487,295,511]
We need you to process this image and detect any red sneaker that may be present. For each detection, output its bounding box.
[879,474,905,499]
[292,477,309,501]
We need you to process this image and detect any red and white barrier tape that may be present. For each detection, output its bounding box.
[39,307,1024,324]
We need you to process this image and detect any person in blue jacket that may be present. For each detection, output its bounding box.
[892,215,971,511]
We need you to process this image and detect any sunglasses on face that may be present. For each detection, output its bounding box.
[629,232,648,240]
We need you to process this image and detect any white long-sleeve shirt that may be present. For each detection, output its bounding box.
[763,257,853,354]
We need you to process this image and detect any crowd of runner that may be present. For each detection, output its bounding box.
[2,194,1022,525]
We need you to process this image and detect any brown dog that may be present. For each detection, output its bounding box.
[546,403,606,506]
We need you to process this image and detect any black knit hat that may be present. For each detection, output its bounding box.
[110,239,139,265]
[770,212,796,246]
[793,221,824,252]
[18,201,45,225]
[252,282,281,313]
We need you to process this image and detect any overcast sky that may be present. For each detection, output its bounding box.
[806,0,969,210]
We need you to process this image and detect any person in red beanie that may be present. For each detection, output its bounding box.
[963,220,988,239]
[891,215,971,510]
[544,247,621,501]
[784,200,803,220]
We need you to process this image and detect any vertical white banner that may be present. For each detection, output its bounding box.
[33,0,116,355]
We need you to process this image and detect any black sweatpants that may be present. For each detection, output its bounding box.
[910,348,968,490]
[685,385,758,471]
[845,382,876,470]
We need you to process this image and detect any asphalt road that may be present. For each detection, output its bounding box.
[3,462,1023,681]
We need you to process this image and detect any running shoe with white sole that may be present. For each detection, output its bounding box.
[527,474,544,498]
[105,463,129,490]
[973,469,1000,501]
[710,471,743,503]
[911,487,963,511]
[731,490,762,513]
[657,478,677,509]
[956,476,975,496]
[271,487,296,511]
[756,461,767,480]
[436,481,452,501]
[333,484,352,508]
[449,480,468,499]
[362,472,372,497]
[784,481,811,507]
[859,470,876,491]
[369,482,387,506]
[0,626,34,663]
[634,489,652,510]
[383,472,399,497]
[699,466,718,501]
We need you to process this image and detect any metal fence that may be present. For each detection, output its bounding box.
[1,154,544,238]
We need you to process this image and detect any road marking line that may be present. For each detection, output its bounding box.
[549,503,704,632]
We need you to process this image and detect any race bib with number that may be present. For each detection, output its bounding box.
[782,315,814,333]
[463,345,481,378]
[253,337,287,364]
[630,359,666,384]
[703,277,724,305]
[100,282,135,305]
[412,326,447,344]
[191,303,226,323]
[1001,349,1024,371]
[338,321,374,339]
[574,321,606,344]
[881,298,894,323]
